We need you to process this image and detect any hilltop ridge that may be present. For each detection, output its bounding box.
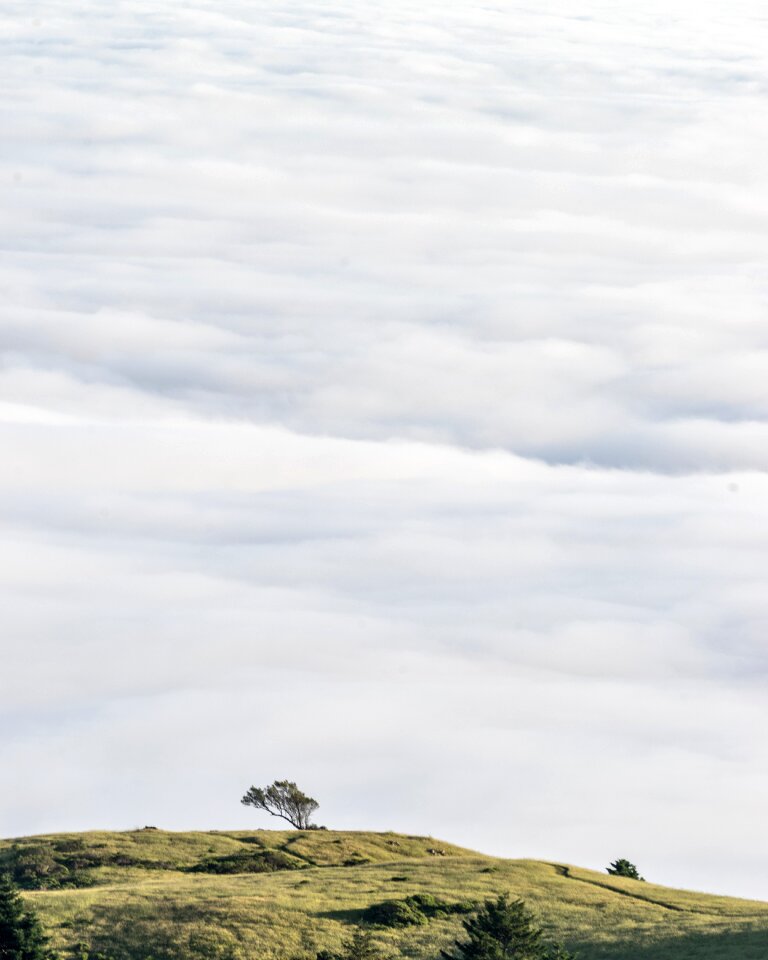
[3,829,767,960]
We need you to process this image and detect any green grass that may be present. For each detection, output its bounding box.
[3,829,767,960]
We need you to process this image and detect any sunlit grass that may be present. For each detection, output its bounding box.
[5,830,766,959]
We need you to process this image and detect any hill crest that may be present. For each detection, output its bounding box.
[3,829,767,960]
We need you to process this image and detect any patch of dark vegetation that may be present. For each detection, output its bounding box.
[0,843,86,890]
[0,874,55,960]
[188,849,305,875]
[279,835,319,866]
[0,839,173,890]
[363,898,426,927]
[342,857,371,867]
[388,875,409,882]
[363,893,474,927]
[229,836,266,847]
[607,858,645,881]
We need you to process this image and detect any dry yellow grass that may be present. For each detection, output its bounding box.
[4,830,766,959]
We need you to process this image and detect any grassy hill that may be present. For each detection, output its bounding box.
[3,829,767,960]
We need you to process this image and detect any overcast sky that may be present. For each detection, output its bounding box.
[2,0,768,901]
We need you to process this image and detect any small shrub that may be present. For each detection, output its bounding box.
[2,844,70,890]
[410,893,474,917]
[363,894,474,927]
[607,859,645,881]
[189,849,303,875]
[0,842,107,890]
[363,899,427,927]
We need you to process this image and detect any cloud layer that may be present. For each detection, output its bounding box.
[1,0,767,900]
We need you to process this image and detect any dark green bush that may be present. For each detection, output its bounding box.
[441,894,575,960]
[607,859,645,881]
[0,843,106,891]
[1,845,70,890]
[0,839,177,890]
[363,894,474,927]
[411,893,474,917]
[189,850,302,875]
[363,899,427,927]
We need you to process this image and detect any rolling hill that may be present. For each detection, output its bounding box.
[3,829,767,959]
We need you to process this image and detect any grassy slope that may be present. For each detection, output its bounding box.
[5,830,768,960]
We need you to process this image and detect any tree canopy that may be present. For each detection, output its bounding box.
[607,859,644,881]
[0,873,57,960]
[241,780,320,829]
[441,894,575,960]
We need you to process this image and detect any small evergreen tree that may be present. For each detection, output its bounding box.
[606,859,644,881]
[0,872,57,959]
[441,894,543,959]
[440,894,575,960]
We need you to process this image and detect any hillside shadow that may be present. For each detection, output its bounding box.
[575,926,768,960]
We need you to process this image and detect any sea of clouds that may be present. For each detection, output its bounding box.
[1,0,767,899]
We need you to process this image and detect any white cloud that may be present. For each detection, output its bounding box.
[1,0,767,904]
[4,0,768,466]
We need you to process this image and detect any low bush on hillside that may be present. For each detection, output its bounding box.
[363,893,474,927]
[0,843,77,890]
[363,898,427,927]
[0,840,142,890]
[188,849,304,875]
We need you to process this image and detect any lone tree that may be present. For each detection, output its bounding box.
[0,873,57,960]
[241,779,319,829]
[441,894,575,960]
[607,859,644,881]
